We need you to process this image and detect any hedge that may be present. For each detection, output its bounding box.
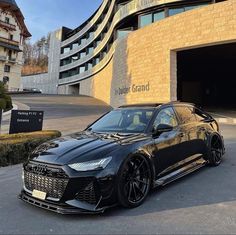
[0,98,6,110]
[0,81,13,111]
[3,94,13,111]
[0,130,61,167]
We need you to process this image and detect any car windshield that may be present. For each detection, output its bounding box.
[88,108,155,133]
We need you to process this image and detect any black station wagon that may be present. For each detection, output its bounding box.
[19,102,225,214]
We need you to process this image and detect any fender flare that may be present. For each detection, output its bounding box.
[206,132,224,158]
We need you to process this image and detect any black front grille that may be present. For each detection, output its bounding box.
[24,170,69,200]
[24,163,69,200]
[76,181,97,205]
[24,163,68,178]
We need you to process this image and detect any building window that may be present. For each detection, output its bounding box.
[72,55,79,62]
[117,28,133,39]
[72,42,79,50]
[93,57,100,66]
[168,7,185,16]
[154,11,165,22]
[3,76,9,85]
[140,14,152,28]
[88,47,94,54]
[184,3,209,12]
[89,31,94,38]
[79,66,85,74]
[63,47,70,54]
[5,17,10,24]
[70,68,78,76]
[87,62,93,70]
[80,51,86,59]
[4,65,10,72]
[80,38,86,45]
[61,58,71,66]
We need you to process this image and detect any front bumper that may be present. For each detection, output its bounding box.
[19,162,118,214]
[19,191,113,214]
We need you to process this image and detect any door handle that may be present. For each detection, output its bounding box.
[199,127,206,131]
[179,132,185,138]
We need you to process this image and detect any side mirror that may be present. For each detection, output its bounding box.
[153,124,173,135]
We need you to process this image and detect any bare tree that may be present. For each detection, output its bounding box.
[22,33,51,75]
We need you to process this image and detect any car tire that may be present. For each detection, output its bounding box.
[208,135,223,166]
[117,154,152,208]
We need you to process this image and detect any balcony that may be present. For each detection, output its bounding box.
[8,57,17,63]
[0,20,16,31]
[0,37,19,46]
[0,55,7,61]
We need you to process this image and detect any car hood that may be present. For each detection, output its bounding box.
[31,131,149,165]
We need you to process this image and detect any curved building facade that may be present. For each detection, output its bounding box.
[24,0,236,107]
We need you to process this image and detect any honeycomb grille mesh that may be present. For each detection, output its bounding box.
[76,182,97,205]
[24,171,69,199]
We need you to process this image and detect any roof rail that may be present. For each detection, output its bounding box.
[119,103,162,108]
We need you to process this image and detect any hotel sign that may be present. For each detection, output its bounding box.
[115,82,150,95]
[9,110,44,134]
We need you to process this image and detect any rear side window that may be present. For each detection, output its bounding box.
[175,106,196,124]
[153,107,178,128]
[193,108,209,121]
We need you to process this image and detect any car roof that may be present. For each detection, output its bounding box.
[119,103,162,108]
[119,101,196,109]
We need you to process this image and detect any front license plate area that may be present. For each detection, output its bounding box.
[32,190,47,200]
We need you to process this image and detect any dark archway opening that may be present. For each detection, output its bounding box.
[177,43,236,108]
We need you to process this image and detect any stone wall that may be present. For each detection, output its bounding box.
[21,73,50,93]
[74,0,236,107]
[21,28,63,94]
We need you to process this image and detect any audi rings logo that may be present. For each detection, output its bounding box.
[32,165,47,175]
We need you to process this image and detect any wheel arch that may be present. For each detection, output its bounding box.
[134,149,156,187]
[206,132,224,160]
[207,132,224,149]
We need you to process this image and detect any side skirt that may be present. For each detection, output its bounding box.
[154,156,207,187]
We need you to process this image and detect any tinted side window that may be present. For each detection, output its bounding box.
[153,107,178,128]
[193,108,208,121]
[175,106,196,124]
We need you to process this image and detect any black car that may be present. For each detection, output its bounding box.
[19,102,225,214]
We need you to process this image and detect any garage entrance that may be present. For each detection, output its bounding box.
[177,43,236,108]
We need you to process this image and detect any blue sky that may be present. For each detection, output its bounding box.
[16,0,102,42]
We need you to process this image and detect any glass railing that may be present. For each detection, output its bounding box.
[61,0,110,46]
[59,0,214,82]
[60,0,116,59]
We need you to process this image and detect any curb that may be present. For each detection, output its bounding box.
[215,117,236,125]
[2,104,18,117]
[208,112,236,125]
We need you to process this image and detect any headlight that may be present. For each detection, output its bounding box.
[68,157,112,172]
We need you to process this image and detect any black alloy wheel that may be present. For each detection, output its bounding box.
[117,155,151,208]
[209,136,223,166]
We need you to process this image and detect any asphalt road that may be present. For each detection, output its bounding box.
[1,95,236,234]
[9,94,112,135]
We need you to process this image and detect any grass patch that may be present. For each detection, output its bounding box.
[0,130,61,167]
